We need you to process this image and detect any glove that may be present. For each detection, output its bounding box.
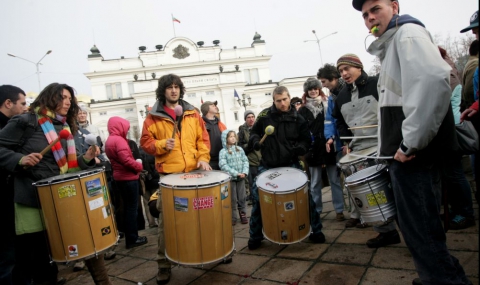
[253,142,261,151]
[292,145,306,156]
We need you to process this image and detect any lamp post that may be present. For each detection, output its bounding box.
[139,104,150,118]
[304,31,337,66]
[7,50,52,92]
[237,93,251,110]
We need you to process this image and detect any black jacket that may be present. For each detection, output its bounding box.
[298,104,327,166]
[249,104,310,168]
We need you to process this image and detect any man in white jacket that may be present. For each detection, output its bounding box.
[353,0,471,284]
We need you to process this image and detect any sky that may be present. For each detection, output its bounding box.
[1,0,478,96]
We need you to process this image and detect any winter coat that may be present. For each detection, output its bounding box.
[140,100,210,174]
[332,71,379,151]
[105,117,143,181]
[249,104,310,168]
[0,112,94,208]
[202,116,227,162]
[462,55,478,109]
[324,94,343,154]
[238,122,261,166]
[298,98,327,166]
[367,20,457,157]
[219,130,249,181]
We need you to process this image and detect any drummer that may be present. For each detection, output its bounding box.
[140,74,211,285]
[332,54,400,248]
[247,86,326,250]
[0,83,112,284]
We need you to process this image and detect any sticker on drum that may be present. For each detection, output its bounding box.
[174,197,188,212]
[68,245,78,257]
[256,167,308,193]
[284,201,295,211]
[221,185,229,200]
[58,185,77,198]
[193,196,214,210]
[85,178,102,197]
[101,226,111,236]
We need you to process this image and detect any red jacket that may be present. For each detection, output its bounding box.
[105,117,143,181]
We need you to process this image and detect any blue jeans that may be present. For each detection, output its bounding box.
[389,159,469,285]
[249,164,323,242]
[310,165,344,214]
[116,180,140,245]
[443,154,474,219]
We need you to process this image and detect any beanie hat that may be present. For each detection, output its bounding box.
[200,101,217,116]
[303,77,322,93]
[244,110,254,121]
[353,0,399,11]
[337,54,363,70]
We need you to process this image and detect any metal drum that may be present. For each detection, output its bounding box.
[337,146,379,177]
[256,167,310,244]
[34,168,118,262]
[160,170,234,266]
[344,164,396,224]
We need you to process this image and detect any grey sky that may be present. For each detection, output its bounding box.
[1,0,477,95]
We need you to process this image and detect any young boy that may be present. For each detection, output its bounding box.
[219,130,249,225]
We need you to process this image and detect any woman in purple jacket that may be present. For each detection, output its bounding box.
[105,117,147,249]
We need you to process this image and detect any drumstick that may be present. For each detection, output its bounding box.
[24,129,70,169]
[348,153,394,160]
[348,124,378,130]
[259,125,274,145]
[169,105,183,153]
[339,135,377,140]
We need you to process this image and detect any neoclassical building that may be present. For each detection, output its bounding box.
[84,33,314,142]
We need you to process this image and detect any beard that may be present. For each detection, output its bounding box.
[165,97,179,105]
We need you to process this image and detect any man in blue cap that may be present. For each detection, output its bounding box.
[352,0,472,284]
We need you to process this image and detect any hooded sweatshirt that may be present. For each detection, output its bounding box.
[219,130,249,181]
[105,116,143,181]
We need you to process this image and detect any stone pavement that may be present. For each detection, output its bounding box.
[58,187,479,285]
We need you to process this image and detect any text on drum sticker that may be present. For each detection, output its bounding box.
[193,196,214,210]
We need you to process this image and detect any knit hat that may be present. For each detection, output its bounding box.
[244,110,254,121]
[303,77,322,93]
[352,0,399,11]
[337,54,363,70]
[200,101,217,116]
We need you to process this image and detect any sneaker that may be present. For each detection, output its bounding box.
[248,239,262,250]
[412,278,422,285]
[73,261,85,272]
[449,215,475,230]
[366,230,401,248]
[240,212,248,224]
[126,236,148,249]
[309,232,326,243]
[345,218,361,228]
[156,267,171,285]
[104,250,116,260]
[336,213,345,221]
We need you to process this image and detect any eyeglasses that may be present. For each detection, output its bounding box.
[294,102,302,106]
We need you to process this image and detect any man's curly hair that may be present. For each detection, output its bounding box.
[155,74,185,104]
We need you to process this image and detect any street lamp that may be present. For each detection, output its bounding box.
[237,93,251,110]
[304,31,338,66]
[7,50,52,92]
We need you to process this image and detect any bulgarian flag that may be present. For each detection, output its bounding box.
[172,16,180,23]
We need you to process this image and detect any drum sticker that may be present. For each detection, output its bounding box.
[266,171,281,180]
[281,230,288,240]
[366,190,388,206]
[103,186,108,201]
[174,196,188,212]
[68,245,78,257]
[85,178,102,197]
[299,224,306,231]
[284,201,295,211]
[265,182,278,189]
[355,197,364,208]
[102,205,111,219]
[89,197,104,211]
[193,196,214,210]
[263,195,272,204]
[221,185,229,200]
[58,185,77,199]
[101,226,111,236]
[180,173,204,179]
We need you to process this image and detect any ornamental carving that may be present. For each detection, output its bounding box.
[173,44,190,59]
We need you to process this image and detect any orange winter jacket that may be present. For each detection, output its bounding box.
[140,100,211,174]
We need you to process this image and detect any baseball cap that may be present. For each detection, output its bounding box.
[460,11,479,33]
[200,101,217,116]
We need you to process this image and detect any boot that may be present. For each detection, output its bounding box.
[85,255,112,285]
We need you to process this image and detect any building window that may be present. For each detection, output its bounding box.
[187,93,196,98]
[99,111,107,116]
[244,70,251,84]
[115,82,123,99]
[250,68,259,84]
[125,108,133,112]
[206,91,214,96]
[105,84,113,100]
[234,111,238,121]
[128,82,134,96]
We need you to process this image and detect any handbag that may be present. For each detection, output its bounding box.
[455,121,479,155]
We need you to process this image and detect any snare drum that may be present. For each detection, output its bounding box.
[34,168,118,262]
[257,167,310,244]
[161,171,234,266]
[344,164,396,224]
[338,146,379,177]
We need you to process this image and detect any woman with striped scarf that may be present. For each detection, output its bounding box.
[0,83,111,285]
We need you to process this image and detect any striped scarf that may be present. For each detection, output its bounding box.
[35,107,79,174]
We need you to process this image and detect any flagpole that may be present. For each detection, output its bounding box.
[171,14,176,37]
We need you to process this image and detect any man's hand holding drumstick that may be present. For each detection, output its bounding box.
[254,125,274,151]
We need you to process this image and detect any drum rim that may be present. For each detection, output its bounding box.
[256,167,308,192]
[258,183,308,194]
[345,164,387,186]
[338,146,378,165]
[34,167,105,186]
[159,170,231,188]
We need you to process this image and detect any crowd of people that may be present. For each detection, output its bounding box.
[0,1,478,285]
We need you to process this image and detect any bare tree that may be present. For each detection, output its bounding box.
[434,33,475,73]
[368,57,382,77]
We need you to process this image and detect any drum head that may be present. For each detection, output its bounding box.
[339,146,378,164]
[34,168,104,186]
[345,164,386,183]
[256,167,307,193]
[160,170,230,188]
